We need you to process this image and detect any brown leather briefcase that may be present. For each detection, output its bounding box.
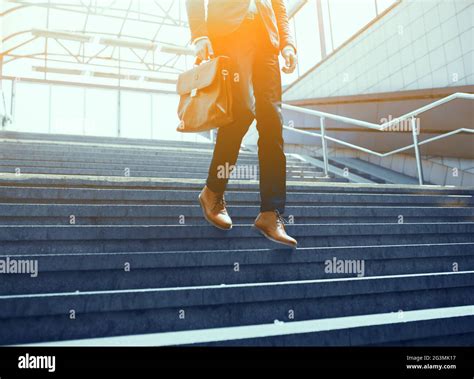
[176,56,233,133]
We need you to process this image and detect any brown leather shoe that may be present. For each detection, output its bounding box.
[198,186,232,230]
[254,210,297,248]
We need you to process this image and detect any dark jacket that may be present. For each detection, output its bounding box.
[186,0,295,52]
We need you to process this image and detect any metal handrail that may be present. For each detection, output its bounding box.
[282,92,474,185]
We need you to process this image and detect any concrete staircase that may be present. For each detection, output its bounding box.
[0,132,473,346]
[0,131,340,182]
[297,154,423,185]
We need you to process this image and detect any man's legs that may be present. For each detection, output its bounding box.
[200,17,296,247]
[198,20,257,230]
[251,21,296,248]
[205,23,256,194]
[252,44,286,214]
[206,113,254,193]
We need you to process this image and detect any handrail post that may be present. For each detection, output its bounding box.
[411,116,424,185]
[320,116,329,177]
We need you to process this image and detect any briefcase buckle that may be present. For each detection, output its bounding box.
[191,88,198,97]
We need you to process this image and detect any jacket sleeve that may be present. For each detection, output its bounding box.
[185,0,208,42]
[272,0,296,52]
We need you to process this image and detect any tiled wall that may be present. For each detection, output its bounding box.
[283,0,473,101]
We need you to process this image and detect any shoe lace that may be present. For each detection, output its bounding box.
[275,210,287,229]
[212,194,227,213]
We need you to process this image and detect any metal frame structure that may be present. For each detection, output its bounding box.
[282,92,474,185]
[0,0,308,84]
[1,0,193,86]
[1,0,396,89]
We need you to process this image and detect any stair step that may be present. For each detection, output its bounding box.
[0,187,471,205]
[0,223,473,254]
[2,245,473,294]
[1,271,473,345]
[1,222,473,241]
[0,204,472,225]
[14,305,474,347]
[1,173,471,194]
[0,159,314,171]
[0,150,260,164]
[0,166,327,180]
[0,130,217,149]
[197,308,474,347]
[329,157,420,185]
[1,132,473,346]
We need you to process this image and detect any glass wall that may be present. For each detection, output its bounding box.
[283,0,398,85]
[84,88,117,137]
[120,91,152,139]
[50,85,85,135]
[3,79,204,142]
[325,0,377,49]
[293,0,322,76]
[13,81,50,133]
[1,0,399,140]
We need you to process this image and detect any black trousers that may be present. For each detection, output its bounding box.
[206,15,286,214]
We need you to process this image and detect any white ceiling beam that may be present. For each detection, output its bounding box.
[159,44,195,56]
[32,65,178,85]
[99,37,158,51]
[31,28,93,43]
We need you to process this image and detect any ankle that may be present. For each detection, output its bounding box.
[205,184,225,195]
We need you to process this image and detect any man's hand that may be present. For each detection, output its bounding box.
[194,37,214,62]
[281,45,297,74]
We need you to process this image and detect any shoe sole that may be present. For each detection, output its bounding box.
[253,225,297,249]
[199,195,232,231]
